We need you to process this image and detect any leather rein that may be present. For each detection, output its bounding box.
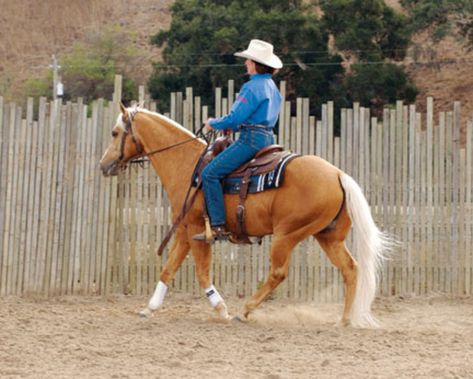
[118,110,208,166]
[117,109,211,256]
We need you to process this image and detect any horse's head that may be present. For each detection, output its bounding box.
[100,103,144,177]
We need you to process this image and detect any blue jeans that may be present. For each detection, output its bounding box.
[202,128,275,226]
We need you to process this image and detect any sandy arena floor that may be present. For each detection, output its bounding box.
[1,292,472,378]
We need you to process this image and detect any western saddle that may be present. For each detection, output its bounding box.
[196,136,293,243]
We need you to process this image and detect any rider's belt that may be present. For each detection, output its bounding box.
[241,124,273,131]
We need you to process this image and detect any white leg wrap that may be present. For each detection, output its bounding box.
[205,285,224,308]
[148,281,168,310]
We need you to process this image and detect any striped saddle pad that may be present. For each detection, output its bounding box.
[222,153,299,194]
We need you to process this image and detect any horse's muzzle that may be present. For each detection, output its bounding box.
[100,160,121,177]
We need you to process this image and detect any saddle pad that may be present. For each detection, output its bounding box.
[222,153,299,194]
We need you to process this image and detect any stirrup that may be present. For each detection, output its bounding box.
[192,226,231,243]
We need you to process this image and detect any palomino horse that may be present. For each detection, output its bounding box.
[100,104,390,327]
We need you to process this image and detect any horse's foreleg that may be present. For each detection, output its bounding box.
[189,227,231,320]
[139,229,190,317]
[316,237,357,326]
[241,236,296,319]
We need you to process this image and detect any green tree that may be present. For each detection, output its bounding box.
[322,0,411,61]
[61,26,144,103]
[321,0,417,113]
[401,0,473,41]
[25,26,142,103]
[148,0,344,113]
[345,63,417,116]
[149,0,418,119]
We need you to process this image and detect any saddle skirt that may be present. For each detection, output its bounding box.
[222,152,298,194]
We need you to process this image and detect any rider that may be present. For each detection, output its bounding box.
[193,39,283,242]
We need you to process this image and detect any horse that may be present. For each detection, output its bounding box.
[99,103,391,328]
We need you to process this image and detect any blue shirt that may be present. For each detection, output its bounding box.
[209,73,282,131]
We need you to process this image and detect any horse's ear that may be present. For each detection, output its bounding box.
[119,101,126,113]
[119,102,129,122]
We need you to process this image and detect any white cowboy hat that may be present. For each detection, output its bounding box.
[234,39,283,69]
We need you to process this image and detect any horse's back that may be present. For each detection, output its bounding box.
[291,154,341,177]
[233,154,345,236]
[280,154,343,197]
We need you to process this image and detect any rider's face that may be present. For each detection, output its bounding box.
[245,59,257,75]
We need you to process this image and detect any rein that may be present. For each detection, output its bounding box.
[153,131,212,256]
[120,112,209,165]
[128,136,203,165]
[118,109,213,255]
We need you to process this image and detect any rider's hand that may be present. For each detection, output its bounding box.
[204,118,215,132]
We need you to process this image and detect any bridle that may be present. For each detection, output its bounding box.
[117,109,209,167]
[118,109,144,163]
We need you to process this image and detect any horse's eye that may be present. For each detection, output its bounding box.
[112,131,118,138]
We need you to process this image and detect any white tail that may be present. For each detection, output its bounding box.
[339,173,392,328]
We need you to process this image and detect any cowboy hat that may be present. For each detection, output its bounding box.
[234,39,283,69]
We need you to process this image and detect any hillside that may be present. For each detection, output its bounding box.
[0,0,472,127]
[0,0,172,100]
[407,32,473,120]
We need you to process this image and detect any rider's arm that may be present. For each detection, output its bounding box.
[209,85,257,131]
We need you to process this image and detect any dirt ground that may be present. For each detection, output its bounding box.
[1,292,472,379]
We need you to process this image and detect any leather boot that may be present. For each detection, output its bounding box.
[193,225,231,243]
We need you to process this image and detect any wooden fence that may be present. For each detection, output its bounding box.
[1,76,472,301]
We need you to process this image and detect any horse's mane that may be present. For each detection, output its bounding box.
[127,106,201,142]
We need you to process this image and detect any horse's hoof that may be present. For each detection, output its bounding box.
[139,307,153,318]
[337,318,351,327]
[218,314,232,322]
[232,314,248,323]
[215,302,231,320]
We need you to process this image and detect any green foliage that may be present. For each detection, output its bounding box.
[25,26,139,103]
[149,0,343,112]
[60,45,116,102]
[25,75,52,99]
[149,0,418,117]
[401,0,473,43]
[321,0,411,61]
[318,0,416,114]
[345,63,418,114]
[60,26,139,103]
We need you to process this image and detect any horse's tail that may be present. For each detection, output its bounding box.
[339,173,392,328]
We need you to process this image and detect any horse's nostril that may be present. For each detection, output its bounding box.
[100,161,114,177]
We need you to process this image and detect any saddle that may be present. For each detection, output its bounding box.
[195,135,296,244]
[228,144,287,178]
[197,136,287,179]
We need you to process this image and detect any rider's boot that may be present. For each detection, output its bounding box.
[192,225,231,243]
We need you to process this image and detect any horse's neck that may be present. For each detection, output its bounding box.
[135,113,205,211]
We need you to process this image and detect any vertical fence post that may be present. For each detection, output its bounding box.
[0,88,471,299]
[466,119,472,294]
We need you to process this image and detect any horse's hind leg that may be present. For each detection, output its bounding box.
[315,232,357,326]
[241,235,297,319]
